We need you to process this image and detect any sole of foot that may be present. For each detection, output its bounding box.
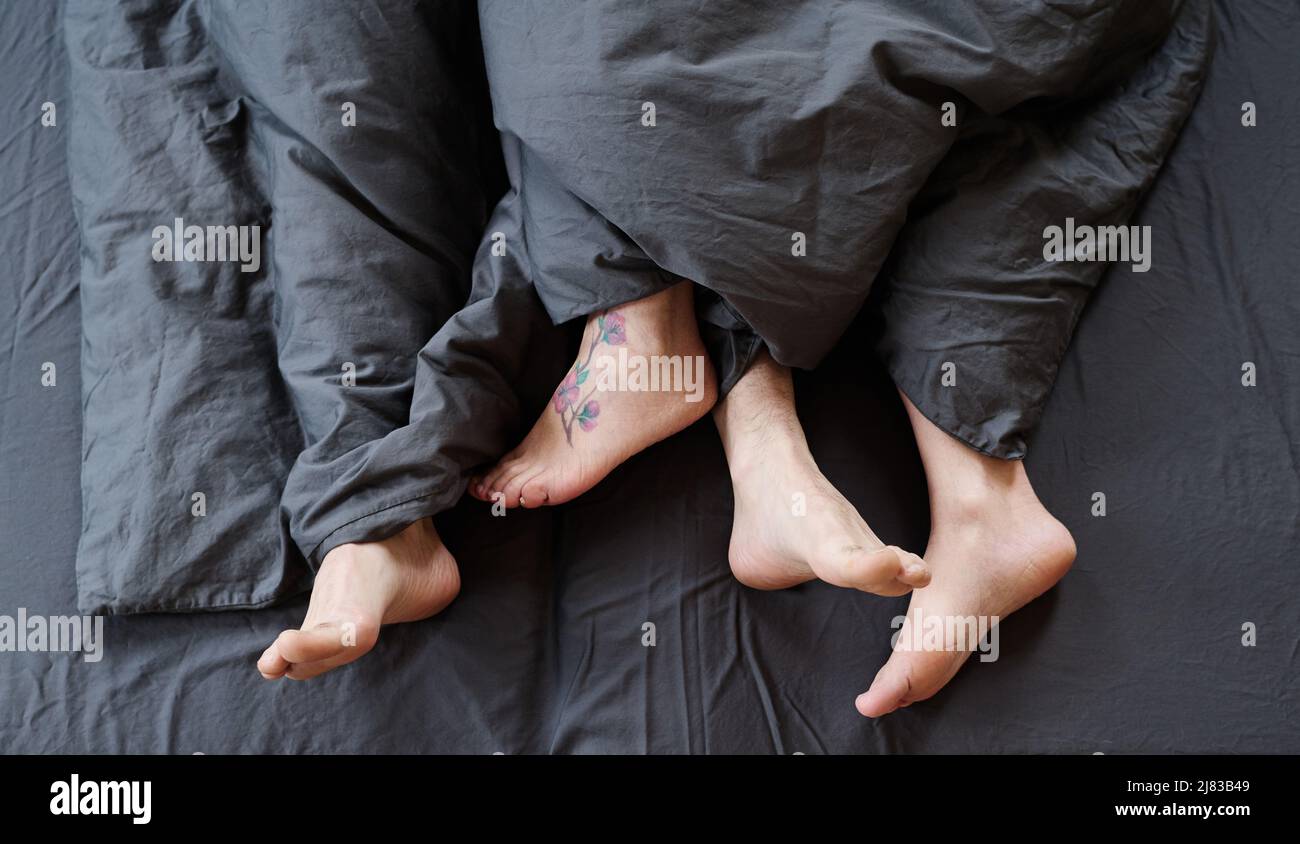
[726,441,929,597]
[257,518,460,681]
[855,495,1075,717]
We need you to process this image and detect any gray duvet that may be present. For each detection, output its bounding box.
[64,0,1211,613]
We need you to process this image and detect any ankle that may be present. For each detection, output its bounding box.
[927,459,1039,525]
[723,420,813,481]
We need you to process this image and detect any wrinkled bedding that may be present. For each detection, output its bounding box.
[2,0,1298,753]
[479,0,1213,459]
[64,0,1212,612]
[64,0,541,611]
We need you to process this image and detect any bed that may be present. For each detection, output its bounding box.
[2,0,1296,753]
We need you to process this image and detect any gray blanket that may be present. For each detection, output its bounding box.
[65,0,1211,613]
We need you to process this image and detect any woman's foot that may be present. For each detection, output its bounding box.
[715,348,929,596]
[855,396,1076,716]
[469,282,716,508]
[257,518,460,681]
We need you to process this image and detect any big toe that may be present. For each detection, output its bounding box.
[891,547,931,589]
[820,544,928,597]
[856,646,965,717]
[259,622,375,681]
[257,643,290,679]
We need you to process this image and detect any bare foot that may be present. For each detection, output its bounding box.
[257,518,459,681]
[469,282,716,508]
[715,347,928,596]
[855,462,1076,717]
[727,438,930,597]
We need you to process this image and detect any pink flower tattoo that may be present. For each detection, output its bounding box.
[553,370,580,413]
[601,312,627,346]
[577,400,600,432]
[553,309,625,444]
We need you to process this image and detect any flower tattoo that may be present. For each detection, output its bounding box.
[554,309,624,444]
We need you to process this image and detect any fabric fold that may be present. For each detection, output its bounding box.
[67,0,505,611]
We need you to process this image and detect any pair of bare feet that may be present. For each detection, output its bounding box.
[259,282,1076,719]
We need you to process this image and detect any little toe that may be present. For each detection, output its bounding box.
[467,476,492,502]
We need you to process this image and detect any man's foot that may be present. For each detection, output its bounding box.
[714,347,927,596]
[257,518,460,681]
[855,464,1075,717]
[727,438,930,596]
[469,282,716,509]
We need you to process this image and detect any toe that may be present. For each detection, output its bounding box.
[486,449,530,496]
[868,579,917,598]
[480,456,521,502]
[467,475,491,502]
[283,649,366,681]
[257,643,290,680]
[518,475,551,509]
[856,656,914,718]
[501,466,542,509]
[273,620,380,681]
[273,624,352,666]
[857,638,971,717]
[819,544,910,596]
[892,548,931,589]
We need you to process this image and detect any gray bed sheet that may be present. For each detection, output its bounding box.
[2,0,1296,753]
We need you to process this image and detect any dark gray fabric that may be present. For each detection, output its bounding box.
[65,0,307,611]
[64,0,1212,610]
[3,0,1297,753]
[878,1,1215,457]
[63,0,535,610]
[475,0,1213,456]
